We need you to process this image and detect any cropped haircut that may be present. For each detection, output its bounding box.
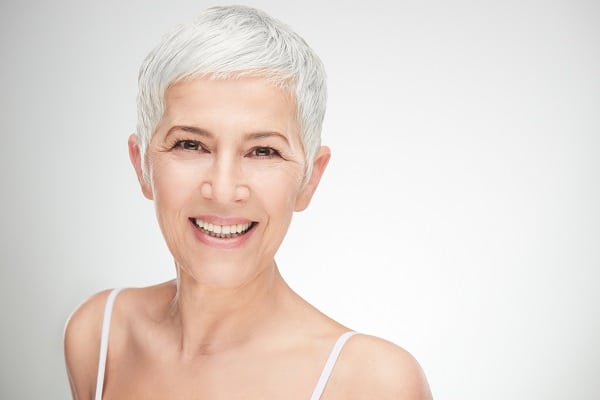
[136,5,327,182]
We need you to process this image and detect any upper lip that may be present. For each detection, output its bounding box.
[190,215,255,225]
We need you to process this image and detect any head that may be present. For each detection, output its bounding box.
[136,5,327,184]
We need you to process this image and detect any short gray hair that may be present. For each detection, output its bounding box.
[136,5,327,181]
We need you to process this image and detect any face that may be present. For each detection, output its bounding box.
[129,77,330,288]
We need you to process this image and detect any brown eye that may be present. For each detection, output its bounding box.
[174,140,205,151]
[250,147,280,158]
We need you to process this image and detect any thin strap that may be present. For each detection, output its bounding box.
[309,331,358,400]
[94,288,123,400]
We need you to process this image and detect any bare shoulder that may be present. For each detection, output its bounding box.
[64,283,175,398]
[333,334,432,400]
[63,289,115,400]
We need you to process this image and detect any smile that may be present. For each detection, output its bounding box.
[191,218,256,239]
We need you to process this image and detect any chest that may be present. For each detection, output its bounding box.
[101,347,348,400]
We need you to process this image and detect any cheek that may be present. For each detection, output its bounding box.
[246,162,304,205]
[150,158,205,211]
[149,154,305,211]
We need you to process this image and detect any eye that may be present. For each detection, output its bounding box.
[248,147,281,158]
[173,140,207,152]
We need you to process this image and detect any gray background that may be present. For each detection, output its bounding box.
[1,0,599,398]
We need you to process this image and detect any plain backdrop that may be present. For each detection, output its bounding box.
[1,0,599,398]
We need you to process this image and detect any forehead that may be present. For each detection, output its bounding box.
[159,76,299,138]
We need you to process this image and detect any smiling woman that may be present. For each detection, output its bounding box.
[132,77,324,285]
[63,5,431,400]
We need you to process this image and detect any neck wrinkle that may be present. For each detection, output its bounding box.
[170,261,284,358]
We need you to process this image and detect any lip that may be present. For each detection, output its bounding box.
[189,216,257,250]
[192,215,254,225]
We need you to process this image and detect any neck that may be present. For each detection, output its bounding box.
[169,261,287,357]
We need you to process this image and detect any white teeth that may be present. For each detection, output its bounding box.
[193,219,253,238]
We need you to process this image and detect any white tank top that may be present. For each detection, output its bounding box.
[95,288,357,400]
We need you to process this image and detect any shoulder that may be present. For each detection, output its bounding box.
[64,283,175,397]
[64,289,117,400]
[333,334,432,400]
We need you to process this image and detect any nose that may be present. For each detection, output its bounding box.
[200,154,249,203]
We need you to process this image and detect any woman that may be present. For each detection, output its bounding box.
[64,5,432,399]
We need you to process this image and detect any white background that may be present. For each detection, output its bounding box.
[1,0,599,398]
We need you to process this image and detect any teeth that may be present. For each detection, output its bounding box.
[193,219,253,238]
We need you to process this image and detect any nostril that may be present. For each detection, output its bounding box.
[200,180,248,203]
[235,186,250,202]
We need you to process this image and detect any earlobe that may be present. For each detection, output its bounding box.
[128,134,153,200]
[295,146,331,211]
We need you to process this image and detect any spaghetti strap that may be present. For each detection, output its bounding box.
[94,296,353,400]
[309,331,358,400]
[94,288,123,400]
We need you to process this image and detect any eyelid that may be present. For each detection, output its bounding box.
[172,138,209,152]
[247,146,282,158]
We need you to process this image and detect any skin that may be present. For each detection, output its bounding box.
[64,76,432,399]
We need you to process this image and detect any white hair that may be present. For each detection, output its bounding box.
[136,5,327,182]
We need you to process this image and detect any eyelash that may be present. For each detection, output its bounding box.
[248,146,281,159]
[171,140,281,159]
[172,139,208,152]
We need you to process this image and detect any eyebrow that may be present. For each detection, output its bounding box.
[167,125,290,145]
[246,131,290,145]
[167,125,212,138]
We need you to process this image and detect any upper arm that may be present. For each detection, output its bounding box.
[340,335,433,400]
[64,290,111,400]
[373,343,432,399]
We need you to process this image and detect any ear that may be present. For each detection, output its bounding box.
[128,134,153,200]
[295,146,331,211]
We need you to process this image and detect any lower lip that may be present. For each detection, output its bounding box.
[190,219,257,250]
